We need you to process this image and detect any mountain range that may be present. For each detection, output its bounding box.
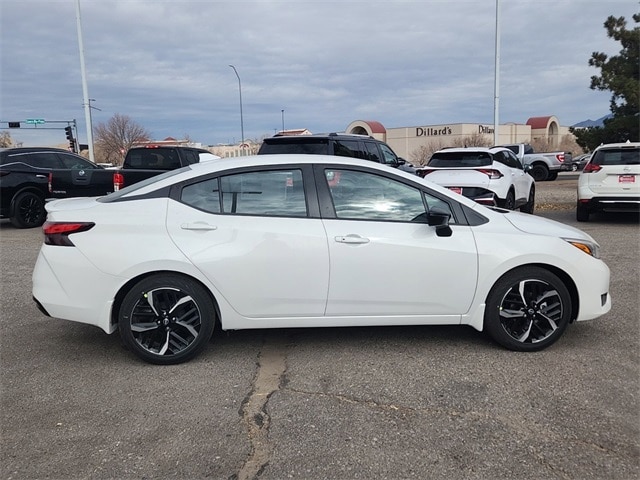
[572,114,613,128]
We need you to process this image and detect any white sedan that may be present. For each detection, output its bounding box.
[33,155,610,364]
[417,147,535,213]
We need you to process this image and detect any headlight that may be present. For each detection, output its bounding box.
[564,238,600,258]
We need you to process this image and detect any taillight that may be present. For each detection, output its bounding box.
[113,172,124,191]
[476,169,503,179]
[583,163,602,173]
[43,221,95,246]
[556,154,565,163]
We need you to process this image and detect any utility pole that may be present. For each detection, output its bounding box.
[75,0,95,162]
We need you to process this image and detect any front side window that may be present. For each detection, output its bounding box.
[220,169,306,217]
[325,169,426,222]
[58,153,100,169]
[379,144,399,166]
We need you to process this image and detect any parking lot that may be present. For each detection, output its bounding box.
[1,174,638,480]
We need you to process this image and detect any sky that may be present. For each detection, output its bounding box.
[1,0,637,148]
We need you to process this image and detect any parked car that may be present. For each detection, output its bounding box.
[499,143,572,181]
[258,132,417,174]
[576,142,640,221]
[49,145,219,198]
[571,153,591,171]
[416,147,535,213]
[33,154,611,364]
[0,147,104,228]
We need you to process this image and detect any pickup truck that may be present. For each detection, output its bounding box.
[498,143,572,181]
[49,145,218,198]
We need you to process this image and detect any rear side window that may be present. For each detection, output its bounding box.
[220,169,307,217]
[183,150,199,165]
[259,140,328,155]
[333,140,363,159]
[428,152,492,168]
[7,152,61,169]
[591,148,640,166]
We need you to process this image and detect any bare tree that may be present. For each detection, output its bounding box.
[94,114,151,165]
[0,131,14,148]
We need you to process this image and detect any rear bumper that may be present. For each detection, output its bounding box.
[578,197,640,213]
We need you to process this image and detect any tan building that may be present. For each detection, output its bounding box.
[345,116,572,160]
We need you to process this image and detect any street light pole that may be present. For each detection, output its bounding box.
[75,0,94,162]
[229,65,244,154]
[87,98,101,154]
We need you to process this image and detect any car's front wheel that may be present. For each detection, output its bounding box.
[484,267,571,351]
[10,191,46,228]
[118,274,216,364]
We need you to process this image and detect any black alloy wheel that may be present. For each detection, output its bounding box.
[11,191,46,228]
[119,274,215,364]
[484,267,571,351]
[520,186,535,214]
[530,164,549,182]
[501,189,516,210]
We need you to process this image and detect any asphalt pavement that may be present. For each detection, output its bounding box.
[1,175,638,480]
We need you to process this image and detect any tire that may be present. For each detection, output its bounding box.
[576,203,590,222]
[530,164,549,182]
[500,189,516,210]
[520,186,535,214]
[118,274,216,364]
[10,191,46,228]
[484,267,572,351]
[546,171,558,181]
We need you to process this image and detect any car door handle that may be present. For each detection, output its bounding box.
[181,222,218,231]
[334,234,370,244]
[35,174,48,178]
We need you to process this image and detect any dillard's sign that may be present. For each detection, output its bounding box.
[415,125,495,137]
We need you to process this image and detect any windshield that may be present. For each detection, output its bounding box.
[428,151,492,167]
[98,165,192,203]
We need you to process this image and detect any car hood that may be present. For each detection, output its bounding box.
[502,209,597,242]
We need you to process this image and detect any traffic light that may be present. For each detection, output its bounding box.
[64,126,76,153]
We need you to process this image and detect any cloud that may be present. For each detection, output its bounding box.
[1,0,637,147]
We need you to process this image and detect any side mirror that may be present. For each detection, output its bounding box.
[397,157,407,165]
[428,208,453,237]
[524,164,532,173]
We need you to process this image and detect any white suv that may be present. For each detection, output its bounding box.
[417,147,535,213]
[577,142,640,222]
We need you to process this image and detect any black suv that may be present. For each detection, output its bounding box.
[0,147,103,228]
[258,133,416,174]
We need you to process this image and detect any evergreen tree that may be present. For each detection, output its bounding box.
[571,13,639,150]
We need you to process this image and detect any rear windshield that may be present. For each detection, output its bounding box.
[428,151,492,168]
[590,147,640,166]
[124,148,181,169]
[259,139,329,155]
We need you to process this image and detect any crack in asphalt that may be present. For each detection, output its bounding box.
[236,337,287,480]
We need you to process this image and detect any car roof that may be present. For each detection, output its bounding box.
[264,133,377,141]
[593,142,640,150]
[433,146,508,154]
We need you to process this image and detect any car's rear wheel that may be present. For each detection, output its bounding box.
[10,191,46,228]
[547,171,559,181]
[500,189,516,210]
[520,186,535,214]
[576,203,590,222]
[530,164,549,182]
[118,274,216,364]
[484,267,571,351]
